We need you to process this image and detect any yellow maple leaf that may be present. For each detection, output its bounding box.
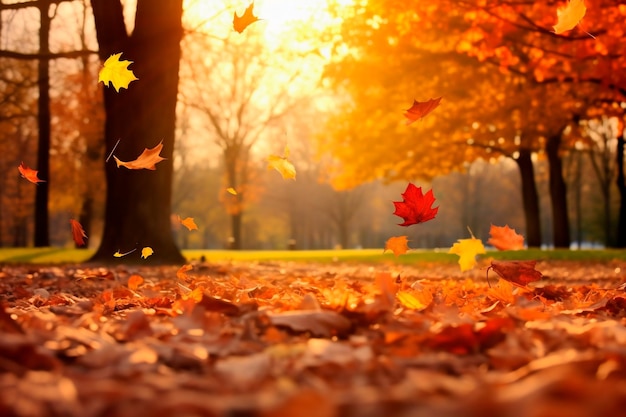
[114,141,165,170]
[178,216,198,231]
[553,0,586,34]
[448,230,486,271]
[98,52,138,92]
[384,236,410,256]
[268,146,296,180]
[141,247,154,259]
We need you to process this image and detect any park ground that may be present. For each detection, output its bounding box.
[1,249,626,416]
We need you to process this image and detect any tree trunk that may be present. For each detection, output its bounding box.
[230,213,242,250]
[90,0,184,263]
[545,134,571,248]
[617,135,626,247]
[34,1,51,247]
[514,149,542,247]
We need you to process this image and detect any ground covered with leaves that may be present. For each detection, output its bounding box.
[1,258,626,417]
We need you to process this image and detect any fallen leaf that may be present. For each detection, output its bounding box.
[384,236,410,256]
[98,52,138,92]
[226,187,237,195]
[268,310,352,338]
[69,219,87,247]
[393,183,438,226]
[553,0,586,34]
[234,2,261,33]
[376,272,398,310]
[178,216,198,231]
[18,162,45,184]
[488,224,524,251]
[176,264,193,282]
[488,260,543,287]
[487,278,515,304]
[141,247,154,259]
[404,97,442,125]
[127,274,144,290]
[268,146,296,180]
[397,289,433,311]
[113,141,165,170]
[449,230,486,271]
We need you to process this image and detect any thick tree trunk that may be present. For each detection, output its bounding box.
[617,135,626,247]
[514,149,541,247]
[34,1,51,247]
[90,0,184,263]
[546,134,571,248]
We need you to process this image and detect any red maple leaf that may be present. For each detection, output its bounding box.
[487,260,543,287]
[69,219,87,246]
[233,2,260,33]
[393,183,438,226]
[404,97,442,125]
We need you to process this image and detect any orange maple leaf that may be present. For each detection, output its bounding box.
[178,216,198,231]
[69,219,87,246]
[233,2,260,33]
[384,236,410,256]
[18,162,45,184]
[404,97,442,125]
[113,141,165,170]
[488,260,543,287]
[488,224,524,251]
[553,0,586,34]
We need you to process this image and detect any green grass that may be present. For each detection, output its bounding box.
[0,247,624,264]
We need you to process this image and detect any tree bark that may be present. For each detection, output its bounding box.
[90,0,185,263]
[617,134,626,247]
[514,149,542,247]
[545,134,571,248]
[34,1,51,247]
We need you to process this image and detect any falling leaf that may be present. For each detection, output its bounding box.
[18,162,45,184]
[178,216,198,231]
[226,187,238,195]
[113,248,137,257]
[69,219,87,247]
[141,247,154,259]
[98,52,138,92]
[553,0,586,34]
[488,260,543,287]
[488,224,524,251]
[384,236,410,256]
[268,146,296,180]
[127,274,144,290]
[404,97,442,125]
[392,183,438,226]
[449,230,486,271]
[113,141,165,170]
[233,2,260,33]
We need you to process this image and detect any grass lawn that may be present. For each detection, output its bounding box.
[0,247,624,264]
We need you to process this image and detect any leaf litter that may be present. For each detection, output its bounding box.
[1,259,626,416]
